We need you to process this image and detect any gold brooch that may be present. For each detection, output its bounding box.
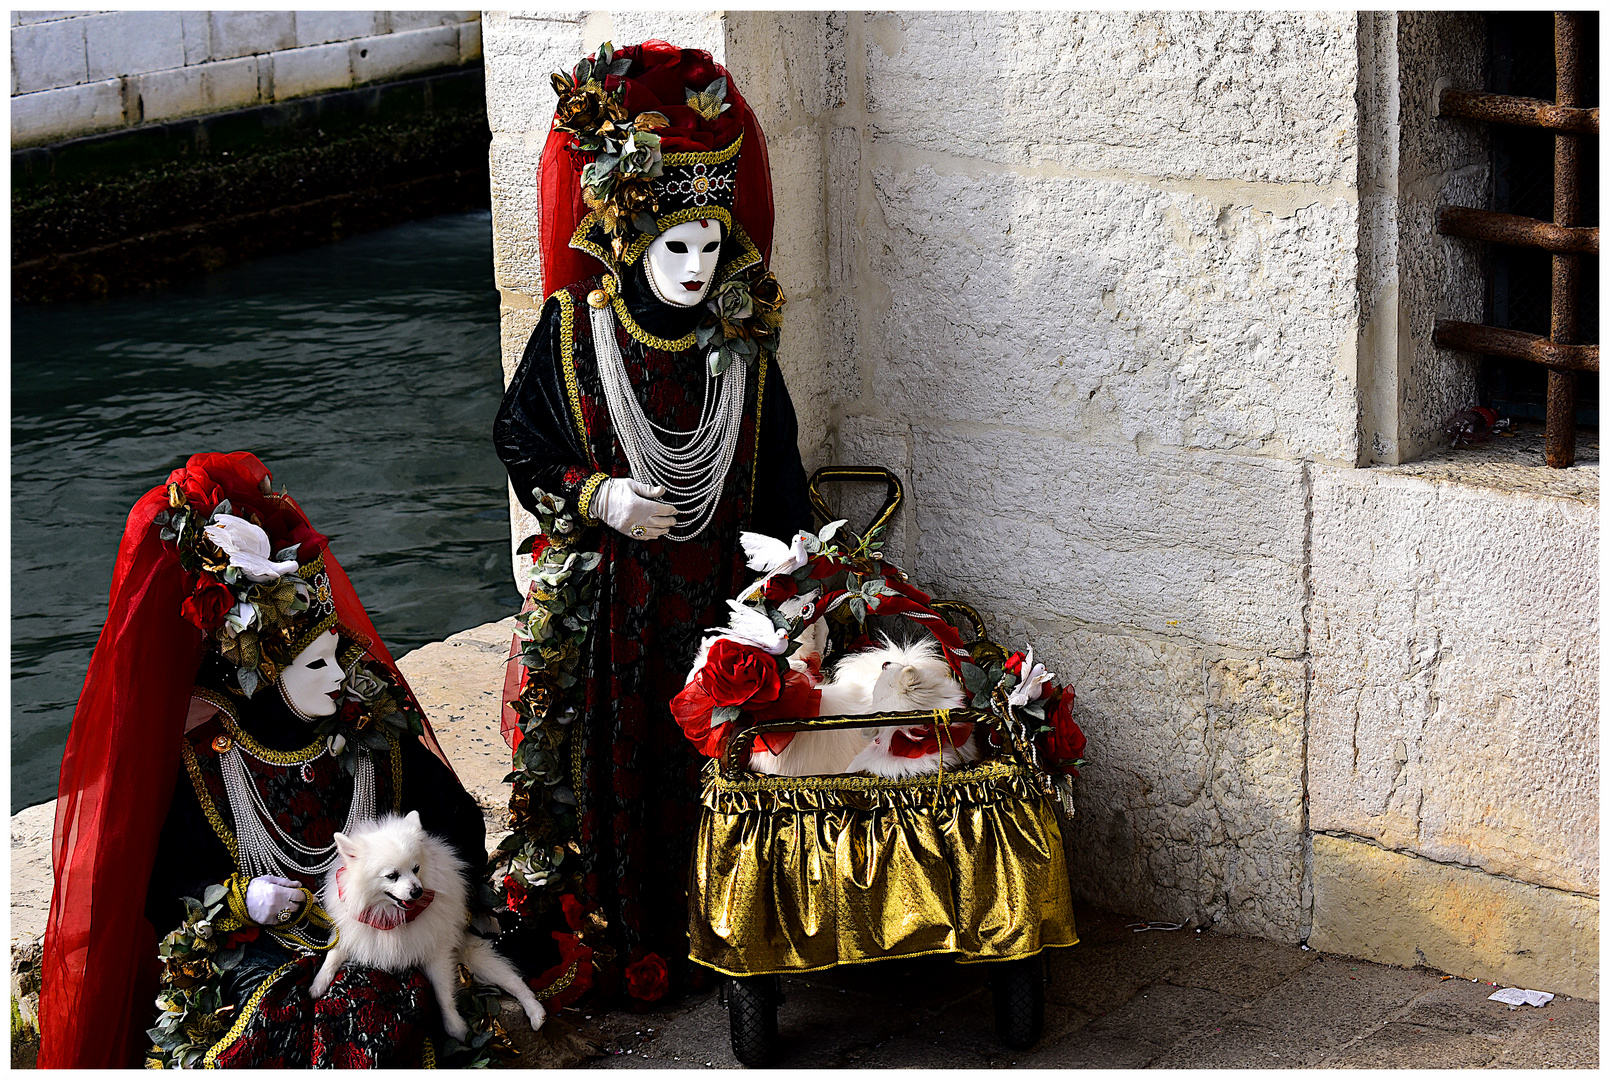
[212,734,233,753]
[587,289,608,309]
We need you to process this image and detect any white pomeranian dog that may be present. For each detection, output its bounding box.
[310,811,546,1043]
[835,635,977,778]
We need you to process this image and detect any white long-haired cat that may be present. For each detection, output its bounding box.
[835,636,976,778]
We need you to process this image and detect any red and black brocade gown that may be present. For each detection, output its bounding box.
[492,264,813,990]
[143,676,486,1067]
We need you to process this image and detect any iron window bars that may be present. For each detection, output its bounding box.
[1434,12,1599,468]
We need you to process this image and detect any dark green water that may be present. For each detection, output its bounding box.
[11,211,519,812]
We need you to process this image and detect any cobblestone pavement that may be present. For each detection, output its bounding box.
[507,905,1596,1070]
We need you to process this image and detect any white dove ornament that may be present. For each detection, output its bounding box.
[717,599,791,655]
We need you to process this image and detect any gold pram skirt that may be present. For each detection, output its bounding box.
[688,757,1079,976]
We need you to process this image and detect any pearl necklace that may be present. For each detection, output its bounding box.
[591,303,745,541]
[219,734,376,882]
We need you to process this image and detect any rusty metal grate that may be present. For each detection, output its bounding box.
[1434,12,1600,468]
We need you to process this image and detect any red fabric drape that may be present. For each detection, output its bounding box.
[39,452,447,1068]
[538,40,775,299]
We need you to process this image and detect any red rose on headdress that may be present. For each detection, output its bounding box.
[166,465,224,514]
[504,875,531,915]
[181,576,236,632]
[697,639,782,708]
[624,952,669,1002]
[1004,651,1025,676]
[1038,687,1085,775]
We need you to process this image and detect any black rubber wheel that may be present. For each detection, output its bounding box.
[728,975,779,1067]
[991,955,1045,1050]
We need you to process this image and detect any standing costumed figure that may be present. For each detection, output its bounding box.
[492,40,812,1005]
[38,452,485,1068]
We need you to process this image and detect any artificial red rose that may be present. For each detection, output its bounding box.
[761,575,798,603]
[1004,652,1026,677]
[744,670,823,724]
[624,952,669,1002]
[1038,687,1086,775]
[669,680,725,757]
[181,575,237,632]
[561,893,590,933]
[166,465,224,514]
[698,639,782,708]
[504,875,531,915]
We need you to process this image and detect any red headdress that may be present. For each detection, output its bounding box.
[538,39,775,297]
[38,452,451,1067]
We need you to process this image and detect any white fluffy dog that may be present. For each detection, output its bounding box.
[311,811,546,1043]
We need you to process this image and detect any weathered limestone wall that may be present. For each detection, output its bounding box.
[829,11,1360,945]
[481,11,1598,996]
[10,10,482,147]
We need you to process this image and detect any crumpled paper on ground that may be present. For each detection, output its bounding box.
[1489,987,1554,1007]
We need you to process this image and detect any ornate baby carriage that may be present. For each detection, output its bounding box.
[685,468,1081,1066]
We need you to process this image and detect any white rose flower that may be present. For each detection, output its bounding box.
[204,515,300,582]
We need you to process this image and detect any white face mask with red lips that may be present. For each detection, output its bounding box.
[278,629,343,719]
[644,219,724,307]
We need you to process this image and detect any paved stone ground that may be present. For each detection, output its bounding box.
[12,619,1598,1068]
[504,903,1596,1070]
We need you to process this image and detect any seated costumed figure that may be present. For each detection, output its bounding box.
[491,40,812,1004]
[38,452,486,1068]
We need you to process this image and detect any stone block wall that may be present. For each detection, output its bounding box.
[11,10,482,147]
[483,11,1598,997]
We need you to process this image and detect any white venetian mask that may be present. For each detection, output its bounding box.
[278,629,343,719]
[644,219,724,307]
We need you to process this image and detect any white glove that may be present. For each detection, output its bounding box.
[590,478,677,540]
[245,875,305,925]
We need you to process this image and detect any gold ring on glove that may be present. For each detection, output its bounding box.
[631,526,647,538]
[277,906,293,924]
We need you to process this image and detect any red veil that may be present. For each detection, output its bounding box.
[38,452,450,1068]
[538,39,775,297]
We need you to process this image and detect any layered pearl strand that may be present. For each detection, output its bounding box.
[590,302,745,542]
[220,737,376,881]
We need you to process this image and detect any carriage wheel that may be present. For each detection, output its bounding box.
[990,955,1045,1050]
[728,975,779,1067]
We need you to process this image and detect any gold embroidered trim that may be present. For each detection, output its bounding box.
[535,960,580,1000]
[664,133,743,168]
[711,222,764,287]
[609,292,699,351]
[183,740,238,862]
[386,727,403,811]
[577,472,609,525]
[202,960,299,1068]
[708,755,1017,796]
[224,714,327,765]
[750,355,768,506]
[553,290,595,462]
[569,208,761,293]
[688,938,1080,980]
[422,1038,437,1069]
[616,207,735,270]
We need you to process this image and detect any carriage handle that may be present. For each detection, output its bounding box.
[720,708,995,781]
[807,466,903,544]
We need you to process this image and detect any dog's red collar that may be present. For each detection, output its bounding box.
[336,866,436,930]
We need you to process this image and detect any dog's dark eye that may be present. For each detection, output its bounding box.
[385,871,399,881]
[411,865,420,874]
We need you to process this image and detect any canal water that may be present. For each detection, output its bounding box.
[12,211,518,812]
